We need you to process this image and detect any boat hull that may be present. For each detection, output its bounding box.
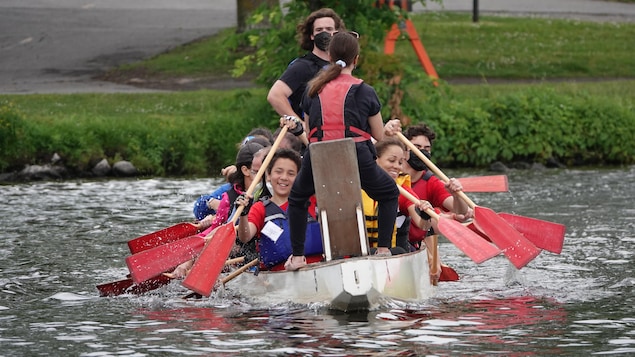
[229,249,433,311]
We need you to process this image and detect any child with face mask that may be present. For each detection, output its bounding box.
[401,124,472,249]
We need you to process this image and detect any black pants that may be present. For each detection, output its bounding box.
[288,142,398,256]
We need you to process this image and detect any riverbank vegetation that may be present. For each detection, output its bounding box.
[1,5,634,178]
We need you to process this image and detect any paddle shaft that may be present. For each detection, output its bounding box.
[221,258,259,285]
[394,188,460,281]
[430,235,439,286]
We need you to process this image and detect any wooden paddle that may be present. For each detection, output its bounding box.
[458,175,508,193]
[221,258,259,286]
[397,132,541,269]
[182,126,288,296]
[127,222,199,254]
[430,235,439,286]
[398,185,500,264]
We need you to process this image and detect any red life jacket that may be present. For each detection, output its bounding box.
[308,75,372,143]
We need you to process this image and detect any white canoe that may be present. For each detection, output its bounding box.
[228,248,433,312]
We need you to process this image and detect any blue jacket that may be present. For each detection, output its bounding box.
[192,182,231,220]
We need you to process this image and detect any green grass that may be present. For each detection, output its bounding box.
[445,79,635,102]
[118,28,243,78]
[2,13,635,175]
[111,12,635,82]
[400,13,635,79]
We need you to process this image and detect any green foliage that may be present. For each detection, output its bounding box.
[0,89,275,177]
[2,8,635,177]
[229,0,439,86]
[0,101,28,171]
[403,12,635,79]
[1,82,633,177]
[403,83,635,167]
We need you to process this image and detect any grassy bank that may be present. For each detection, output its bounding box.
[1,12,634,177]
[109,12,635,82]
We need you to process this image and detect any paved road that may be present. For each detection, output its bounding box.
[0,0,236,94]
[1,0,633,94]
[418,0,635,22]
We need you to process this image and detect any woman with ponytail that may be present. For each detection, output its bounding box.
[284,31,402,270]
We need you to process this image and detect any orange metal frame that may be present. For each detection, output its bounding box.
[378,0,439,81]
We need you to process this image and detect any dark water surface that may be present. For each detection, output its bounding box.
[1,167,633,356]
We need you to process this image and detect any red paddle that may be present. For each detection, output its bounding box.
[126,235,206,284]
[439,265,460,282]
[498,213,566,254]
[466,212,566,255]
[97,257,246,297]
[397,133,540,269]
[398,185,500,264]
[97,274,173,297]
[100,225,199,296]
[127,222,199,254]
[182,126,288,296]
[458,175,508,193]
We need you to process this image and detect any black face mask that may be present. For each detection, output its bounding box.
[407,150,431,172]
[313,31,331,51]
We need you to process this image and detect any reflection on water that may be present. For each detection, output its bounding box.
[0,167,633,355]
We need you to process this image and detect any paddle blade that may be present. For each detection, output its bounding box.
[97,275,172,297]
[473,207,541,269]
[128,222,198,254]
[439,265,460,282]
[182,223,236,297]
[458,175,509,193]
[97,278,133,297]
[437,217,501,264]
[126,235,205,284]
[498,213,566,254]
[465,221,491,242]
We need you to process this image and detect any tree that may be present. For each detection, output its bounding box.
[236,0,279,33]
[230,0,441,122]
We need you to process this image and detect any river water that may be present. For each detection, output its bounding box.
[1,167,633,356]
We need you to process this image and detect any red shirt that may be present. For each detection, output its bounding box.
[398,185,417,213]
[408,173,451,241]
[247,196,317,233]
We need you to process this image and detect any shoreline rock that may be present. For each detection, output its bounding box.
[0,157,139,183]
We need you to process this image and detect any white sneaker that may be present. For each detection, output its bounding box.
[284,255,307,271]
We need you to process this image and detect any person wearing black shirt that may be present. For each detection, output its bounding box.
[267,8,345,146]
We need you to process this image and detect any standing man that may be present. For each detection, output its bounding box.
[267,8,345,142]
